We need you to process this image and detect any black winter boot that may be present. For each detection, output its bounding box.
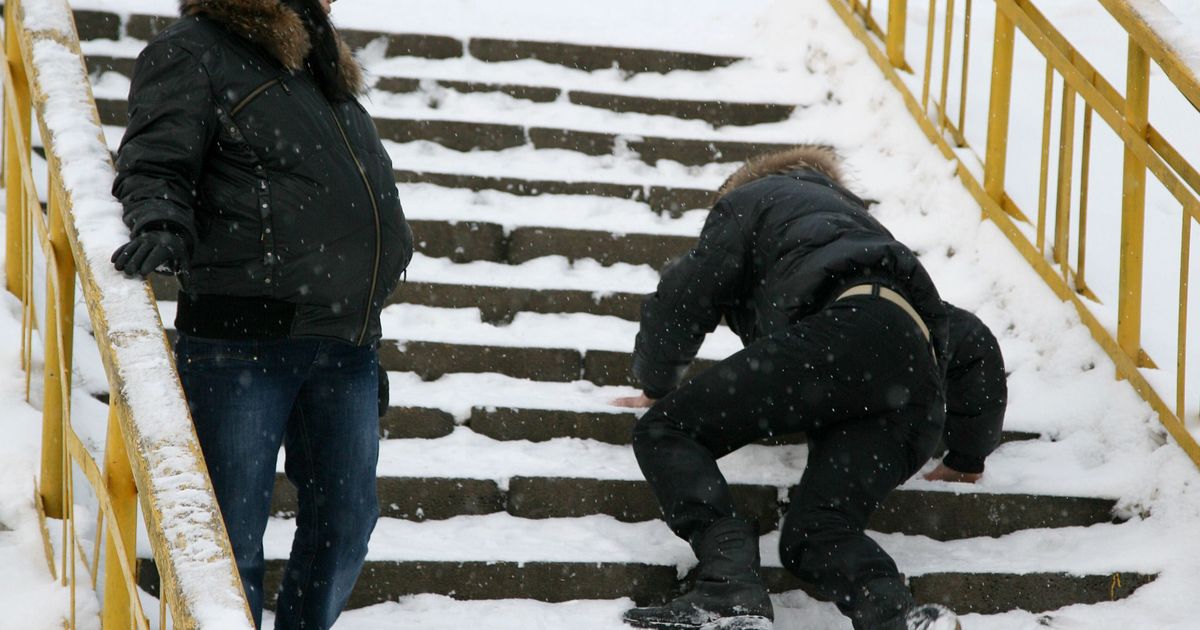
[623,518,774,630]
[849,578,961,630]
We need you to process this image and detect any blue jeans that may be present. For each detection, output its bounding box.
[175,335,380,630]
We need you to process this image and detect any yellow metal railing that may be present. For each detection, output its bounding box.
[829,0,1200,464]
[2,1,254,628]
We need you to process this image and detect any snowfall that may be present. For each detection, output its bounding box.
[2,0,1200,629]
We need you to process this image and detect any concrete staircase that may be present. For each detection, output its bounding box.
[63,6,1157,625]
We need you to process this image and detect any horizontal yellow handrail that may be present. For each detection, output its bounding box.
[1097,0,1200,113]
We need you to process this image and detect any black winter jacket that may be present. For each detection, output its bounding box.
[633,170,948,398]
[114,3,412,345]
[942,304,1007,473]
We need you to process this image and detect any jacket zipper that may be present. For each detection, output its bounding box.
[231,78,286,117]
[330,109,383,346]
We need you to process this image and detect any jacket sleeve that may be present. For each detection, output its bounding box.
[633,199,747,398]
[942,307,1007,473]
[112,40,218,248]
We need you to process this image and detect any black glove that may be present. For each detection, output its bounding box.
[111,228,189,277]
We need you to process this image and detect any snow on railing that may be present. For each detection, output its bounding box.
[4,0,253,628]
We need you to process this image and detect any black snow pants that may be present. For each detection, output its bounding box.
[632,294,945,627]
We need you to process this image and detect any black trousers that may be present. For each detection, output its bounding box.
[633,296,945,626]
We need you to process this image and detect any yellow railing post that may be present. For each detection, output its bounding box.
[983,8,1016,204]
[1055,85,1077,280]
[886,0,909,70]
[102,405,140,630]
[4,5,30,298]
[1118,39,1150,363]
[39,176,74,520]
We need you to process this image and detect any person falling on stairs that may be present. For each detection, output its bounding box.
[612,146,1005,630]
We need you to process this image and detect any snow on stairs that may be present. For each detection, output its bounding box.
[73,7,1159,623]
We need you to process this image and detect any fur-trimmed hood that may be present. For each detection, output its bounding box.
[180,0,363,95]
[717,145,845,197]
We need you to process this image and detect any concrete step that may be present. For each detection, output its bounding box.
[96,81,795,128]
[377,77,795,126]
[378,340,661,385]
[379,398,1038,448]
[150,269,645,323]
[379,341,683,386]
[407,220,693,267]
[374,118,795,166]
[136,557,1154,615]
[465,38,741,74]
[395,170,714,215]
[74,9,741,74]
[268,473,1112,542]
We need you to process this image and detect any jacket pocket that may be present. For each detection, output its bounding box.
[230,77,285,117]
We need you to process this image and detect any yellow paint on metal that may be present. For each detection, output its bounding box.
[956,0,973,137]
[887,0,910,70]
[1097,0,1200,113]
[825,0,1200,468]
[983,8,1015,203]
[4,9,30,298]
[999,0,1196,217]
[102,407,141,630]
[1076,106,1094,295]
[921,0,936,109]
[1118,40,1149,363]
[1036,63,1053,252]
[938,0,956,133]
[1177,211,1190,418]
[1054,85,1076,281]
[2,0,256,627]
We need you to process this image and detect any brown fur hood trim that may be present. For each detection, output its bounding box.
[718,145,845,197]
[180,0,364,95]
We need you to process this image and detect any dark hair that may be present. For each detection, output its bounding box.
[282,0,353,101]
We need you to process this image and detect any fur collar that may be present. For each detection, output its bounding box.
[718,145,845,197]
[180,0,363,95]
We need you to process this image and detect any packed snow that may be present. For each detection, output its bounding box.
[2,1,1200,630]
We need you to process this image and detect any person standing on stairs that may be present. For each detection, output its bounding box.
[110,0,412,628]
[612,146,966,630]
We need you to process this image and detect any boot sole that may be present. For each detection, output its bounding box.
[699,616,774,630]
[622,613,707,630]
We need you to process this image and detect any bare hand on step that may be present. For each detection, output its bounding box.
[923,463,982,484]
[610,393,657,408]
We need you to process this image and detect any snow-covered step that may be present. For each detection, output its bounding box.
[151,253,655,322]
[94,78,797,129]
[372,116,797,166]
[78,14,745,73]
[375,76,797,126]
[407,219,695,267]
[267,471,1115,542]
[372,304,736,384]
[150,300,718,385]
[376,370,1047,447]
[135,514,1156,613]
[399,185,709,236]
[397,169,715,215]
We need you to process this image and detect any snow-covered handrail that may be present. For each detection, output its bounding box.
[3,0,254,628]
[1098,0,1200,113]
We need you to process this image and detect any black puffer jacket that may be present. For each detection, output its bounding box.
[942,304,1007,473]
[114,0,412,345]
[633,169,948,398]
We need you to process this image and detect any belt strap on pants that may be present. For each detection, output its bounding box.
[837,284,934,354]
